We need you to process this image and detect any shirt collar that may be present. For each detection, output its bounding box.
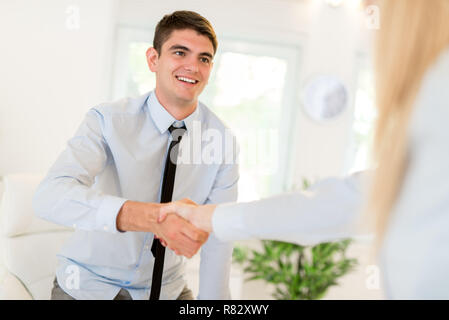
[147,91,200,134]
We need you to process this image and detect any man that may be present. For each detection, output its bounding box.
[33,11,239,300]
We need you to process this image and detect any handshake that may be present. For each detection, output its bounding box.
[116,199,216,258]
[155,199,217,258]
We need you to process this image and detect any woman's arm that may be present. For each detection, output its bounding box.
[160,171,369,246]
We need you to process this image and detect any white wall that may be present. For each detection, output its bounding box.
[118,0,312,36]
[292,1,370,182]
[0,0,118,176]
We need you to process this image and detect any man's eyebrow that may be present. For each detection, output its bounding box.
[168,45,213,59]
[200,52,213,59]
[169,45,190,52]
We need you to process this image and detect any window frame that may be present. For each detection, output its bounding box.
[111,26,303,196]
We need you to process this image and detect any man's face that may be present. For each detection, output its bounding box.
[147,29,214,108]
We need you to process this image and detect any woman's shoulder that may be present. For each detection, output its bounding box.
[409,46,449,139]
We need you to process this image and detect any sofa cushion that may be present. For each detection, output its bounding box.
[1,174,71,237]
[3,231,73,299]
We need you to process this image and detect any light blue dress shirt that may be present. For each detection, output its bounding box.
[33,91,239,300]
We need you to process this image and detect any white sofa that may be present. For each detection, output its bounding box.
[0,174,245,300]
[0,174,73,300]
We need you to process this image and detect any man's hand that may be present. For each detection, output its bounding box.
[116,199,209,258]
[153,213,209,258]
[155,198,204,256]
[116,200,162,233]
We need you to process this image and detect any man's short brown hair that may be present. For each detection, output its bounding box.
[153,11,218,55]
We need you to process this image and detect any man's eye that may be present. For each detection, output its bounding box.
[200,57,210,64]
[174,51,185,56]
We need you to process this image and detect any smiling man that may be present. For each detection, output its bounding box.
[33,11,239,300]
[147,28,215,119]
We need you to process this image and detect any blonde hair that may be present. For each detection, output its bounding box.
[368,0,449,246]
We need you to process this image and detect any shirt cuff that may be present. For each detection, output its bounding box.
[96,195,128,233]
[212,202,250,242]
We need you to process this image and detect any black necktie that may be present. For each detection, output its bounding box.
[150,123,186,300]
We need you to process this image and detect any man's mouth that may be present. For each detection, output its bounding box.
[176,76,199,84]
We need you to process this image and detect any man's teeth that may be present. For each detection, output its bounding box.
[177,76,197,84]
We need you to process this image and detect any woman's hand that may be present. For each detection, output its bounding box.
[158,198,217,233]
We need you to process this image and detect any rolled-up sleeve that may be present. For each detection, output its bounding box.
[33,108,127,233]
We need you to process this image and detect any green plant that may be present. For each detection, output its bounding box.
[232,179,358,300]
[233,239,357,300]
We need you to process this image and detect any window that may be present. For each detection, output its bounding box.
[347,54,377,173]
[112,27,301,201]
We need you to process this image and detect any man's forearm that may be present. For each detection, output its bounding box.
[116,200,161,232]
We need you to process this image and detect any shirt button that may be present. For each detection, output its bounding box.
[103,226,108,231]
[145,245,150,250]
[72,224,77,228]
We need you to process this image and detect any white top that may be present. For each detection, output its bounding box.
[213,48,449,299]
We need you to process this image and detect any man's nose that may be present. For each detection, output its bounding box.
[183,57,199,73]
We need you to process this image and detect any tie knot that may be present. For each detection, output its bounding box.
[168,123,186,140]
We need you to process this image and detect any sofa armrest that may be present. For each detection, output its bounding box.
[0,266,33,300]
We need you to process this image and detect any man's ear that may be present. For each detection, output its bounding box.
[146,47,159,72]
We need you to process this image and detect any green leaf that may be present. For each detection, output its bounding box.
[237,236,357,300]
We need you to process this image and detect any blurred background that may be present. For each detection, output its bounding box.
[0,0,382,299]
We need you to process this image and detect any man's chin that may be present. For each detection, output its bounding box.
[175,94,199,106]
